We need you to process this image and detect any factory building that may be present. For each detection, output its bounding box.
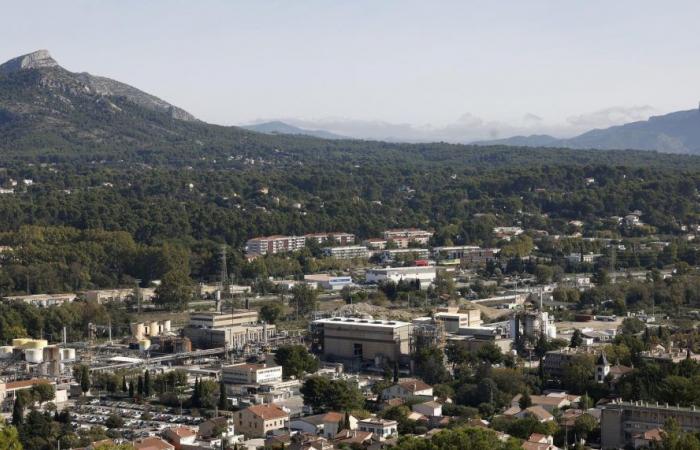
[365,266,436,285]
[183,311,275,350]
[189,311,260,329]
[433,307,482,333]
[222,363,283,385]
[303,274,353,291]
[311,317,411,365]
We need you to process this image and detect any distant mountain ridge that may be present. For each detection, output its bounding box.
[0,49,196,122]
[243,121,348,140]
[475,107,700,154]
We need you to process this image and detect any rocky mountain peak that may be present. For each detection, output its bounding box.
[0,50,59,75]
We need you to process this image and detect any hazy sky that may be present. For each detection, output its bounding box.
[2,1,699,141]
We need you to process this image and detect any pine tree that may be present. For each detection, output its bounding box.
[343,411,351,431]
[519,390,532,409]
[12,396,24,425]
[570,329,583,348]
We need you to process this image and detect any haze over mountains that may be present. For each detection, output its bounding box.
[1,50,699,156]
[248,108,700,154]
[474,108,700,153]
[242,121,348,140]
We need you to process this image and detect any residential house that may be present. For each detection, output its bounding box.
[382,380,433,401]
[132,437,175,450]
[522,433,559,450]
[162,427,197,449]
[236,404,289,438]
[412,401,442,418]
[357,418,398,441]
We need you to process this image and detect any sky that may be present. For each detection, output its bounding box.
[1,0,699,142]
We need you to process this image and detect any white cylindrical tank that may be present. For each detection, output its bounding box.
[149,321,159,336]
[163,320,171,332]
[25,348,44,363]
[131,323,146,340]
[61,348,76,361]
[0,346,13,359]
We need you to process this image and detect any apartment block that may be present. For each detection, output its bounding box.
[305,232,355,245]
[382,229,433,247]
[601,400,700,449]
[322,245,369,260]
[246,235,306,256]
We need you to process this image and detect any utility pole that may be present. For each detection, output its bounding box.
[135,279,142,314]
[220,245,229,294]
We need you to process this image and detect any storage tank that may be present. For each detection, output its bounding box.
[131,322,146,340]
[12,338,30,348]
[163,320,171,332]
[25,348,43,363]
[149,321,160,336]
[61,348,76,361]
[139,339,151,351]
[0,346,13,359]
[24,339,48,350]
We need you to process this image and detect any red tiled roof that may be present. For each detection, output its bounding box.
[397,379,432,392]
[321,412,344,423]
[246,404,288,420]
[166,426,196,438]
[133,437,174,450]
[5,378,52,390]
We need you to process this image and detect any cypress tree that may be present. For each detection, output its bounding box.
[122,375,128,392]
[218,380,227,410]
[343,411,351,430]
[12,396,24,425]
[144,370,151,397]
[128,381,135,398]
[137,375,144,395]
[192,378,200,407]
[80,366,91,395]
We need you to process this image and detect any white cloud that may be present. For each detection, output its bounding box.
[566,105,657,130]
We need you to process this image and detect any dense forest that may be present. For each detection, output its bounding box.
[0,151,697,295]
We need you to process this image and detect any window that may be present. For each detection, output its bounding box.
[353,343,363,357]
